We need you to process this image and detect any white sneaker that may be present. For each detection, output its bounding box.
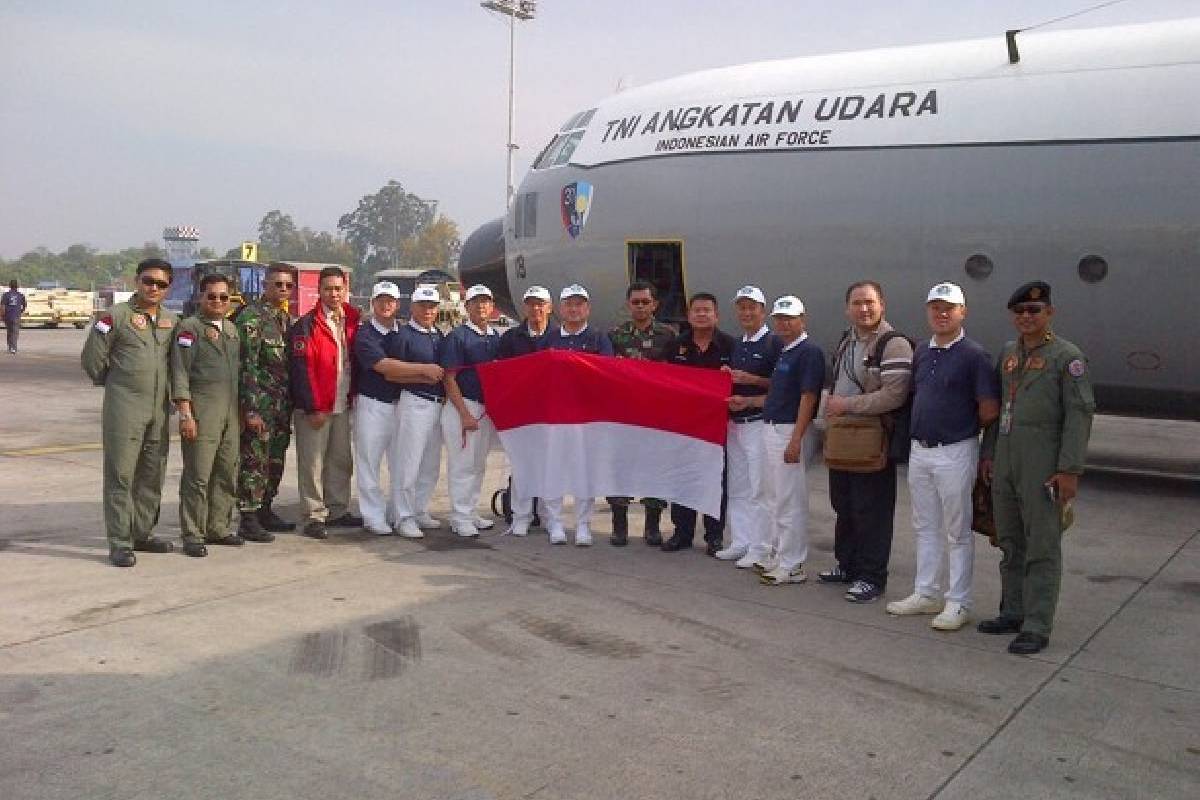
[574,525,593,546]
[751,554,778,574]
[396,519,424,539]
[885,593,944,616]
[415,513,442,529]
[760,564,807,585]
[548,527,567,545]
[715,545,748,561]
[931,602,971,631]
[452,521,479,538]
[473,515,495,530]
[735,550,763,569]
[365,522,393,536]
[506,520,530,537]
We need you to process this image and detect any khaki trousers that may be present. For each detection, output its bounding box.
[293,409,353,523]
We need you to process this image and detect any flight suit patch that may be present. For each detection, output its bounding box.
[1003,355,1017,373]
[130,314,147,330]
[177,331,195,348]
[157,318,174,329]
[1067,358,1086,377]
[94,316,113,334]
[204,326,220,342]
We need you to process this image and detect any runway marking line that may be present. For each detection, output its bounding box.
[1,436,181,458]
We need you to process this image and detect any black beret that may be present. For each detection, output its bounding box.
[1007,281,1051,309]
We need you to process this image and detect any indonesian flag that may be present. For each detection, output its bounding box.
[477,350,730,517]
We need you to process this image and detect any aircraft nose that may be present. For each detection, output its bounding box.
[458,217,513,316]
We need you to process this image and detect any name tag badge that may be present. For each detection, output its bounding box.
[1027,356,1046,370]
[642,339,652,349]
[999,402,1012,435]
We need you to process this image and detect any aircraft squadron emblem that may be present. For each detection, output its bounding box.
[560,181,594,239]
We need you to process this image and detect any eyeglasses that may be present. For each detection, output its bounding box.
[628,298,654,306]
[273,281,294,289]
[205,293,230,302]
[1011,304,1047,316]
[140,277,170,289]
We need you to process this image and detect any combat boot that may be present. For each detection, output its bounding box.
[610,504,629,546]
[239,512,276,543]
[643,506,663,546]
[257,503,296,532]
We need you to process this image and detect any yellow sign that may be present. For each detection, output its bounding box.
[240,241,259,261]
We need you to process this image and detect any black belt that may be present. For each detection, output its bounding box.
[408,390,445,404]
[914,437,970,449]
[731,414,763,424]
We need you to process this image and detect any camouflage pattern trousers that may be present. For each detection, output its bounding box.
[237,415,291,513]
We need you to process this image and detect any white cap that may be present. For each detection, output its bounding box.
[771,295,805,317]
[734,285,766,305]
[926,282,966,305]
[371,281,401,299]
[464,284,493,303]
[411,285,440,304]
[559,283,589,300]
[523,285,552,302]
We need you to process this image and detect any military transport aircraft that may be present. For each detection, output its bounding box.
[459,17,1200,420]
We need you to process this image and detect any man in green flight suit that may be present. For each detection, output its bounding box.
[978,281,1095,655]
[235,263,296,541]
[607,280,677,546]
[81,258,179,567]
[171,274,246,557]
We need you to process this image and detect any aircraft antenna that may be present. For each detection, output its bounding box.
[1005,0,1134,64]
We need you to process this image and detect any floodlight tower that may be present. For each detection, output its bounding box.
[481,0,536,207]
[162,225,201,267]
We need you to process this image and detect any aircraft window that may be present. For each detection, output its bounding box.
[964,253,994,281]
[576,108,597,128]
[534,135,563,170]
[553,131,584,165]
[1077,254,1108,283]
[560,112,582,132]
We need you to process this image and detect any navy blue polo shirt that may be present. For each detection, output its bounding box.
[441,322,500,402]
[498,323,548,358]
[910,333,999,445]
[353,318,403,403]
[388,321,445,400]
[731,326,782,421]
[763,336,826,424]
[539,324,615,355]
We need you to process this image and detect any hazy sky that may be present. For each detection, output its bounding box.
[1,0,1196,258]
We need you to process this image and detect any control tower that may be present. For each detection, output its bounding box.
[162,225,201,267]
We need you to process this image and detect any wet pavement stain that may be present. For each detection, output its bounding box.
[1170,580,1200,596]
[512,611,646,659]
[1085,574,1143,584]
[289,630,349,678]
[67,597,139,623]
[362,617,422,680]
[419,533,494,552]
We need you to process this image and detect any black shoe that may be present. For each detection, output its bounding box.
[327,512,364,528]
[660,534,692,553]
[818,565,852,584]
[704,541,721,557]
[844,580,883,604]
[257,505,296,532]
[644,508,663,546]
[610,506,628,546]
[1007,632,1049,655]
[109,547,136,568]
[206,534,245,546]
[977,616,1024,635]
[132,536,174,554]
[239,513,274,542]
[303,520,328,540]
[182,541,208,558]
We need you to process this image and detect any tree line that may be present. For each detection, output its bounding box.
[1,181,460,293]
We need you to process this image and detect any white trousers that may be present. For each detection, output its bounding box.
[726,419,770,555]
[441,398,495,526]
[509,455,535,526]
[390,392,443,523]
[542,497,594,533]
[907,438,978,606]
[293,409,353,523]
[353,395,399,529]
[762,423,817,571]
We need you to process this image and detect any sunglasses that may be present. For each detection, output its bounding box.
[628,298,654,306]
[205,293,230,302]
[140,277,170,289]
[273,280,294,289]
[1011,304,1047,316]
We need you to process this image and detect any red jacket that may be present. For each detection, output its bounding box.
[289,302,361,414]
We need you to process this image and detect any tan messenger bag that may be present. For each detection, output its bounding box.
[823,414,888,473]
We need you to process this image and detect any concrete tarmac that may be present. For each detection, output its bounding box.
[1,328,1198,800]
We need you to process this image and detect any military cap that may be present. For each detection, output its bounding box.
[1007,281,1051,309]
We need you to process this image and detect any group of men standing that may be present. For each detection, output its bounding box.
[82,256,1094,656]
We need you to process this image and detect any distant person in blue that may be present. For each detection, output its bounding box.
[887,282,1000,630]
[538,283,613,545]
[441,284,502,538]
[730,295,826,585]
[3,280,27,354]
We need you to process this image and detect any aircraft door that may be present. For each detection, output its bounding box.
[627,241,686,326]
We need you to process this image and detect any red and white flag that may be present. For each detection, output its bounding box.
[477,350,730,518]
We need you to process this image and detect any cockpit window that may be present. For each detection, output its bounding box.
[536,108,596,169]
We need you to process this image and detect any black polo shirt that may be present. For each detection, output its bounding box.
[498,322,548,359]
[441,322,499,402]
[730,325,781,421]
[353,318,402,403]
[910,332,999,445]
[763,336,826,424]
[539,324,615,355]
[388,321,444,400]
[666,329,735,370]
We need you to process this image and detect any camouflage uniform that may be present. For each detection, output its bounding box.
[607,319,677,512]
[236,300,293,513]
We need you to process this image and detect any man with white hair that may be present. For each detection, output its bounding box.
[441,284,502,537]
[886,282,999,629]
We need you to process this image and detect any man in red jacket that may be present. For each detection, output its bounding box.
[290,266,362,539]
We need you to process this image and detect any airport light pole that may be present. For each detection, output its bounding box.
[481,0,536,207]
